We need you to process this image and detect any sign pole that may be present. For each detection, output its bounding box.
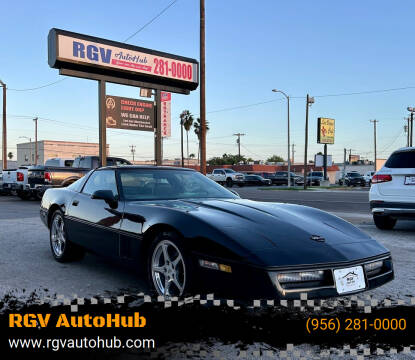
[323,144,327,180]
[303,94,309,190]
[99,79,107,167]
[200,0,207,175]
[155,89,162,166]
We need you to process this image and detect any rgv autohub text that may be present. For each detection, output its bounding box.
[9,312,146,328]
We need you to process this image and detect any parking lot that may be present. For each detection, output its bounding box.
[0,188,414,303]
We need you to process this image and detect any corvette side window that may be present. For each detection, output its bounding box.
[82,170,118,197]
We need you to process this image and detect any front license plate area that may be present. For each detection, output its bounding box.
[404,176,415,185]
[334,266,366,294]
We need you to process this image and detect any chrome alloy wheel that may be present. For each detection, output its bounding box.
[51,214,66,257]
[151,240,186,297]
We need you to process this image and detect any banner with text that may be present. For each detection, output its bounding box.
[105,95,154,131]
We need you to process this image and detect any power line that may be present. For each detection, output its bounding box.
[4,1,179,92]
[123,0,179,42]
[7,79,67,92]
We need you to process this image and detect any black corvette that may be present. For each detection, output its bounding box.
[40,166,393,299]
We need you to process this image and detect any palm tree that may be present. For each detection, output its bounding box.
[183,113,194,166]
[179,110,193,167]
[193,117,209,164]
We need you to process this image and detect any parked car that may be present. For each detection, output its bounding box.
[207,168,245,187]
[45,158,74,167]
[41,166,393,299]
[339,172,366,187]
[21,156,131,200]
[306,171,324,186]
[364,171,375,185]
[369,147,415,230]
[243,174,272,186]
[1,166,30,195]
[273,171,302,186]
[251,172,277,183]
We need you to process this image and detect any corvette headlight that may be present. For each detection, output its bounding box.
[277,271,325,283]
[364,260,383,276]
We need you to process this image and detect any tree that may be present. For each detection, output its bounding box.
[182,112,194,166]
[7,152,13,160]
[266,155,284,163]
[194,117,209,164]
[189,153,195,159]
[179,110,193,167]
[207,153,249,165]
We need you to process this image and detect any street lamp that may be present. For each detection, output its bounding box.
[407,107,414,147]
[303,94,315,190]
[272,89,291,187]
[18,136,32,165]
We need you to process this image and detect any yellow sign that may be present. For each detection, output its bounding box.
[317,118,335,144]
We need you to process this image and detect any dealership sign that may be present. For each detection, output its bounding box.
[161,92,171,138]
[317,117,335,144]
[48,28,199,91]
[105,95,154,131]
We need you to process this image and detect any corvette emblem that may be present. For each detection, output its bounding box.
[310,235,325,242]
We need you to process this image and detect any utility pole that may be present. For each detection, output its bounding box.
[404,117,410,147]
[291,143,295,164]
[370,119,378,171]
[343,148,347,186]
[34,117,38,166]
[0,80,6,170]
[348,148,355,163]
[130,145,136,162]
[200,0,207,174]
[303,94,314,189]
[233,133,245,158]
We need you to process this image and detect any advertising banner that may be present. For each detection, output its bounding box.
[48,29,199,92]
[161,92,171,138]
[105,95,154,131]
[317,117,335,144]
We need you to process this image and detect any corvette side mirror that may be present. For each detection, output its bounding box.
[91,190,118,208]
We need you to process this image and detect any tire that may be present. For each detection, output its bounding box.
[373,214,397,230]
[148,231,193,297]
[50,210,85,262]
[226,178,233,187]
[35,190,44,201]
[17,191,31,200]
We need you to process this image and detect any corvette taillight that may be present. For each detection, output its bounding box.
[44,172,52,183]
[372,174,392,184]
[17,172,24,182]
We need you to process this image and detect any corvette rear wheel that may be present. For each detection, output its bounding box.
[149,232,192,297]
[50,210,85,262]
[373,214,397,230]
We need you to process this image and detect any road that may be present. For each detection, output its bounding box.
[0,191,414,302]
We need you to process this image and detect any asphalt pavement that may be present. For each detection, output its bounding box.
[0,190,414,302]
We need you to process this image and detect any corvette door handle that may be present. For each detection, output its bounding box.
[72,200,79,206]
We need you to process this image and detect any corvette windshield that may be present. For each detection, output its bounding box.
[119,169,237,201]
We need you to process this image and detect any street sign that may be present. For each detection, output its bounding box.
[105,95,154,131]
[315,154,333,167]
[161,92,171,138]
[317,117,335,144]
[48,28,199,92]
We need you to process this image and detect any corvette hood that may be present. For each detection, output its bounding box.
[180,198,389,267]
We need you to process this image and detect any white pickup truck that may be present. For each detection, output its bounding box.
[207,168,245,187]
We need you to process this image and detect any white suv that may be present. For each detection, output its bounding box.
[369,147,415,229]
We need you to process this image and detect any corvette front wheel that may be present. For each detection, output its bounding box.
[148,232,193,297]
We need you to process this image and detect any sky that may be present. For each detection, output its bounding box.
[1,0,414,163]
